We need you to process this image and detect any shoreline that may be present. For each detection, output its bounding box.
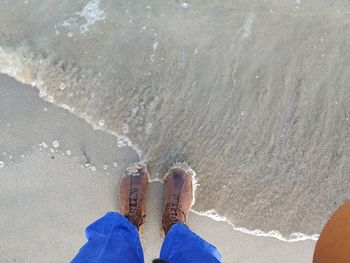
[2,0,350,238]
[0,64,320,242]
[0,73,316,262]
[0,59,319,242]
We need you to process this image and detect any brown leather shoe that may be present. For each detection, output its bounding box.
[162,163,194,236]
[119,162,148,234]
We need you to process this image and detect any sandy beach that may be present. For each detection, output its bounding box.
[1,0,350,238]
[1,0,350,261]
[0,74,316,262]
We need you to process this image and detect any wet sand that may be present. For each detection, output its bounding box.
[1,0,350,237]
[0,74,316,262]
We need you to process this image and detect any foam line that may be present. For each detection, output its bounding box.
[0,45,143,159]
[191,209,319,242]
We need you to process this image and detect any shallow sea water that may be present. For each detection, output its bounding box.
[1,0,350,238]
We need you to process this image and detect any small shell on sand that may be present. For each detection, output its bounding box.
[52,140,60,148]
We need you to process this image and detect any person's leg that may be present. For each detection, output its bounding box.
[157,163,221,263]
[159,223,221,263]
[71,162,149,263]
[71,212,144,263]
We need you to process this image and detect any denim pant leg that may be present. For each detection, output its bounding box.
[71,212,144,263]
[159,223,221,263]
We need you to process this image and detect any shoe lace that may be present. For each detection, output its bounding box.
[165,194,184,225]
[127,188,143,227]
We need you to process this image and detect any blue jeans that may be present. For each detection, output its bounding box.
[72,212,221,263]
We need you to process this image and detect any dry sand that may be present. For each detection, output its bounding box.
[0,74,316,262]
